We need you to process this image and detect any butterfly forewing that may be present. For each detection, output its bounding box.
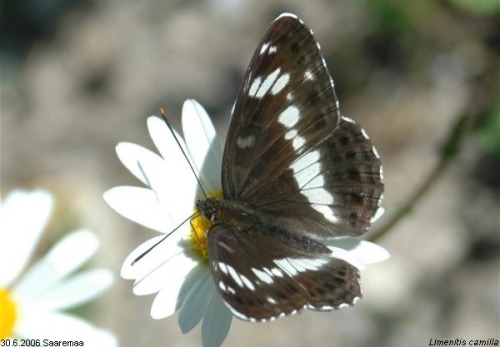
[221,14,383,238]
[222,14,340,203]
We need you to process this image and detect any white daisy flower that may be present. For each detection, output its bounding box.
[104,99,389,347]
[104,99,232,347]
[0,189,117,346]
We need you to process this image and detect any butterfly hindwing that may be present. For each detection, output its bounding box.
[207,223,361,322]
[255,116,384,237]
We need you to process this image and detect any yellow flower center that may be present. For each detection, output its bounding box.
[0,288,17,338]
[190,190,223,262]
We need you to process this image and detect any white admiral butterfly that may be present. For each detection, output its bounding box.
[196,13,384,322]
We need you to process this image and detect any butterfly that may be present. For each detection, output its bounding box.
[196,13,384,322]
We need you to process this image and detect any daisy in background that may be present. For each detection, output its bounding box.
[103,99,389,347]
[0,189,117,346]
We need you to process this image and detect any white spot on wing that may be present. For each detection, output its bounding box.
[263,267,274,277]
[290,150,320,173]
[304,173,325,189]
[252,268,274,284]
[274,259,297,276]
[256,68,281,98]
[240,275,255,290]
[312,204,339,223]
[302,184,335,206]
[360,128,369,139]
[259,42,277,55]
[266,296,277,304]
[284,130,306,151]
[226,264,244,288]
[289,150,338,213]
[271,268,283,277]
[274,257,329,277]
[304,69,315,81]
[218,262,229,275]
[248,77,262,97]
[278,105,300,128]
[236,135,255,149]
[218,240,235,253]
[260,42,270,55]
[292,161,321,189]
[271,73,290,95]
[292,135,306,150]
[378,193,385,206]
[285,129,297,140]
[298,258,329,270]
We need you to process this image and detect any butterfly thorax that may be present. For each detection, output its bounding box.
[197,197,259,230]
[197,196,332,258]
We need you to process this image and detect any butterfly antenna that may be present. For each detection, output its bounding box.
[131,212,198,265]
[160,108,208,199]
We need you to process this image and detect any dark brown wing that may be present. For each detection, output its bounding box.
[207,222,361,322]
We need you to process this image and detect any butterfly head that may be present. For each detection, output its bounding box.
[189,192,224,261]
[195,196,221,223]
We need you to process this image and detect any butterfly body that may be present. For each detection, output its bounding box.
[197,13,384,322]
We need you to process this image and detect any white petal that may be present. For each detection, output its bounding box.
[328,238,390,265]
[178,269,212,333]
[121,235,166,280]
[27,269,113,311]
[104,186,182,233]
[121,231,186,281]
[116,141,198,212]
[132,245,197,296]
[14,230,98,300]
[327,246,366,271]
[201,288,233,347]
[175,264,207,310]
[15,310,117,347]
[182,99,223,193]
[150,276,187,319]
[115,142,166,186]
[147,116,190,168]
[0,189,54,286]
[147,115,207,199]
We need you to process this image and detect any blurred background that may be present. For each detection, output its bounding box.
[1,0,498,346]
